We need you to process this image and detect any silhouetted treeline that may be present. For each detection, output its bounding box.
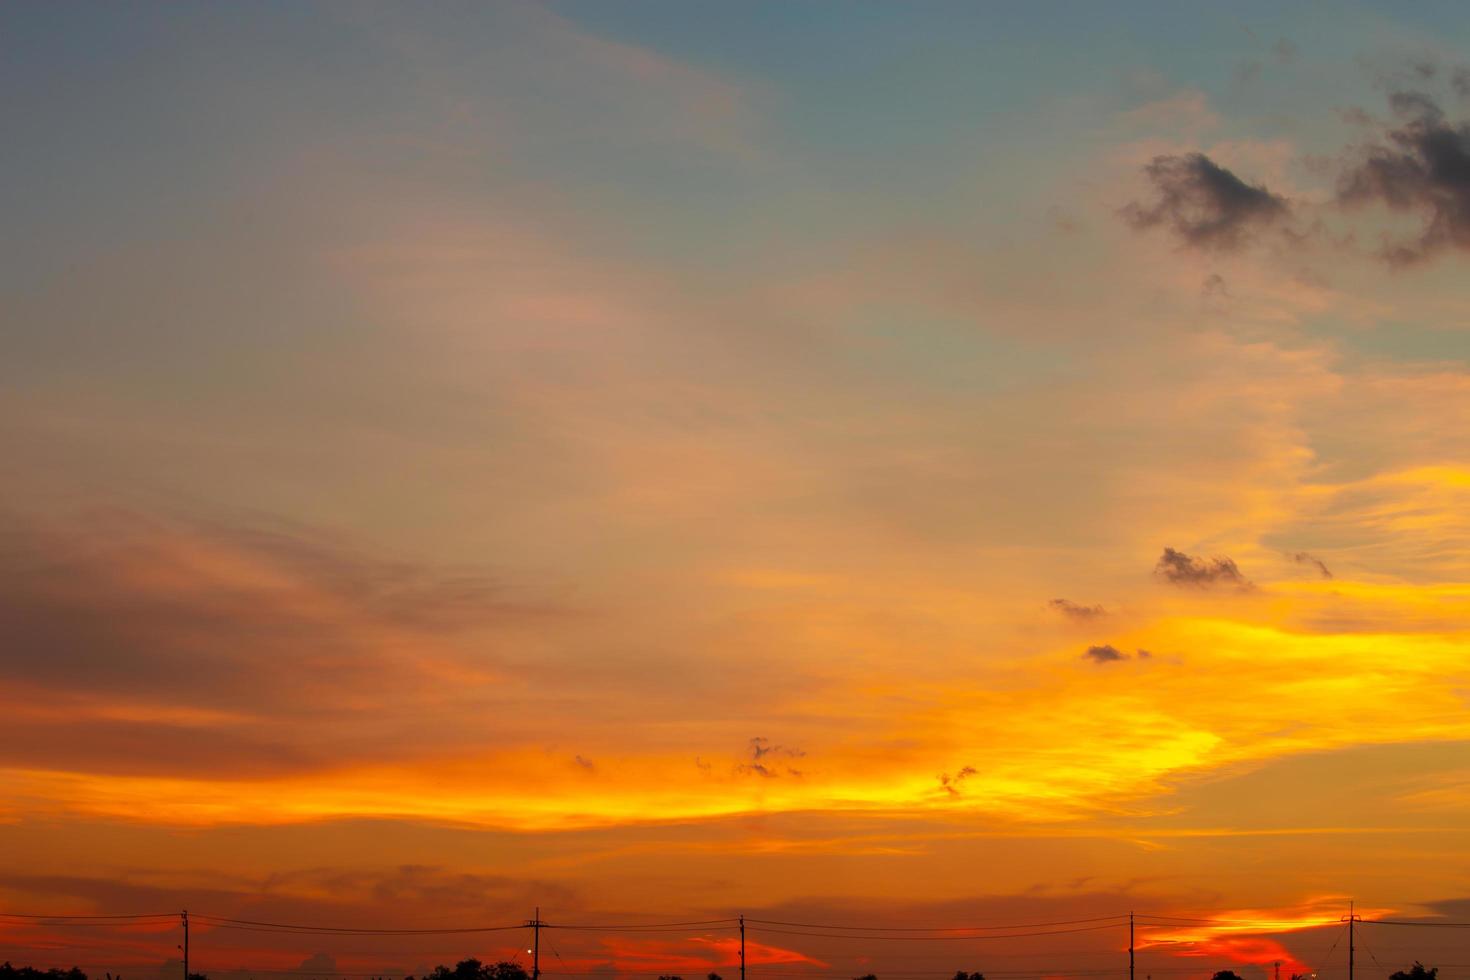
[1,964,86,980]
[408,960,528,980]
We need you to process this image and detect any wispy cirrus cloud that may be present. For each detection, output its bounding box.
[1050,598,1108,620]
[0,512,562,779]
[1292,551,1333,579]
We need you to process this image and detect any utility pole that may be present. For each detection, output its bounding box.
[1129,912,1134,980]
[527,907,542,980]
[1342,901,1360,980]
[1275,960,1281,980]
[181,910,189,980]
[739,915,746,980]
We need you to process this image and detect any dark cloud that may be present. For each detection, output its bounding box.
[1049,598,1107,621]
[270,864,579,912]
[1454,67,1470,99]
[574,754,597,772]
[750,736,805,761]
[1154,547,1253,590]
[1201,273,1232,314]
[736,737,805,778]
[938,765,978,798]
[1123,152,1289,250]
[1293,551,1334,579]
[1338,92,1470,264]
[1425,896,1470,920]
[1083,644,1127,664]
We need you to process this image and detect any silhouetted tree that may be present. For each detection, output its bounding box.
[483,965,528,980]
[1389,964,1437,980]
[1211,971,1245,980]
[854,974,879,980]
[708,973,723,980]
[423,961,527,980]
[657,975,683,980]
[1,965,87,980]
[187,973,208,980]
[953,971,985,980]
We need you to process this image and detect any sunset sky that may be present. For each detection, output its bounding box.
[3,3,1470,980]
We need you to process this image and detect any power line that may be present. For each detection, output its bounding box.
[1356,925,1388,977]
[744,916,1128,933]
[0,912,177,921]
[191,915,527,936]
[547,920,741,932]
[746,923,1125,942]
[1363,920,1470,929]
[1318,921,1348,974]
[196,924,527,937]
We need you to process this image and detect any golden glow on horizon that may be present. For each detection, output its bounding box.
[3,595,1464,832]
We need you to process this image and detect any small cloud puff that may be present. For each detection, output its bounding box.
[1084,644,1127,664]
[938,765,978,797]
[1049,598,1107,621]
[1083,644,1152,665]
[1155,547,1253,590]
[1123,152,1288,251]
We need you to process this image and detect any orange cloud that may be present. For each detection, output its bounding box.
[1169,935,1311,977]
[596,936,825,974]
[1139,901,1397,978]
